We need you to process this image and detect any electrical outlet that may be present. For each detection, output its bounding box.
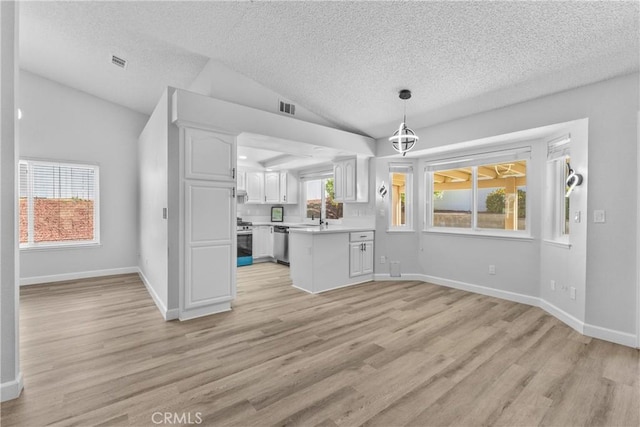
[594,210,606,223]
[550,280,556,291]
[488,265,496,275]
[380,256,386,264]
[570,287,576,300]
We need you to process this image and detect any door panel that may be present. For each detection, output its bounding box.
[185,245,232,308]
[350,242,363,277]
[362,242,374,274]
[184,128,233,181]
[188,185,232,243]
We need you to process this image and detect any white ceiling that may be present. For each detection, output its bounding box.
[19,1,639,142]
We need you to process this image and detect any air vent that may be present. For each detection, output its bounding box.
[279,100,296,116]
[111,54,128,69]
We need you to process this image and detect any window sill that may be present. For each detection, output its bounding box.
[543,239,572,249]
[386,228,416,233]
[20,242,102,252]
[423,228,534,241]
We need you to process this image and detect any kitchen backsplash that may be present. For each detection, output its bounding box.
[237,203,374,227]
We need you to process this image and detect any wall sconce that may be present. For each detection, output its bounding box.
[378,181,388,198]
[565,163,583,197]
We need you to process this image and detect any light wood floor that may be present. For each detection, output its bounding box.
[2,263,638,427]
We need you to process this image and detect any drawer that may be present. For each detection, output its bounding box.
[350,231,374,242]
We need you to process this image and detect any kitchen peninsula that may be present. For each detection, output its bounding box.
[289,227,375,293]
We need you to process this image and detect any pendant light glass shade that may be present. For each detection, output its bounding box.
[389,89,418,156]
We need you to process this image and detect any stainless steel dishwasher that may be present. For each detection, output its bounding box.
[273,226,289,266]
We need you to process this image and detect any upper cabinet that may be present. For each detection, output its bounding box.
[333,157,369,203]
[236,170,246,191]
[264,172,280,203]
[239,169,299,204]
[279,171,298,204]
[245,172,264,204]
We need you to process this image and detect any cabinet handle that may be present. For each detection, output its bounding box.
[232,188,235,198]
[284,195,286,202]
[232,168,236,179]
[264,196,266,202]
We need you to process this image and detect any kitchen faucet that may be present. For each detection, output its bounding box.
[312,213,326,228]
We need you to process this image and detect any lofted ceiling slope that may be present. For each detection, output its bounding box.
[19,1,640,139]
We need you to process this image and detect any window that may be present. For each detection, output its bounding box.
[305,177,343,220]
[389,164,413,230]
[19,160,99,248]
[546,135,571,241]
[426,148,529,234]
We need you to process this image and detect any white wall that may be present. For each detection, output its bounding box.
[1,0,22,402]
[138,89,170,315]
[375,73,639,344]
[18,71,148,282]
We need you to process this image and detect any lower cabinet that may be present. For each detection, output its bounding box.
[350,241,374,277]
[349,231,374,277]
[253,225,274,259]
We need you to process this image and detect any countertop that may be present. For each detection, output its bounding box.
[250,222,313,228]
[289,226,375,234]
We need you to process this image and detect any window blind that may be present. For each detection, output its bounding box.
[19,160,99,246]
[547,134,571,160]
[425,147,531,171]
[389,163,413,173]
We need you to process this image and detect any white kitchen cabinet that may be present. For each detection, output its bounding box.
[236,169,246,191]
[279,171,298,204]
[290,229,375,293]
[349,231,374,277]
[264,172,280,203]
[245,172,264,204]
[253,225,274,259]
[333,157,369,203]
[179,126,237,320]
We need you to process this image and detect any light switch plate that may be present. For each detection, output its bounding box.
[574,211,581,223]
[594,210,606,223]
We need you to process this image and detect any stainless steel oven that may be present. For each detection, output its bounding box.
[237,220,253,266]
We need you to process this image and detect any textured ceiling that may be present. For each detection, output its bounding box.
[19,1,640,139]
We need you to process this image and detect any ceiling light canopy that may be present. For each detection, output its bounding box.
[389,89,418,156]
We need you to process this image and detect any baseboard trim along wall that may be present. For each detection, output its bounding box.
[137,269,179,321]
[374,273,637,348]
[0,372,23,402]
[20,267,140,286]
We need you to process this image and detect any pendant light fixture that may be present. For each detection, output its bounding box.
[389,89,419,156]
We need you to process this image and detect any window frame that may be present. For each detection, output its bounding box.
[388,164,414,232]
[424,148,531,238]
[302,174,343,222]
[545,135,571,246]
[19,159,100,250]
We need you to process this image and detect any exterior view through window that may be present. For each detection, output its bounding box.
[432,161,527,231]
[305,178,343,220]
[19,160,99,247]
[391,172,407,226]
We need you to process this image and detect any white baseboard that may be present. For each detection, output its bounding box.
[179,301,231,321]
[584,323,638,348]
[20,267,139,286]
[374,272,637,348]
[0,372,23,402]
[538,299,584,334]
[137,268,178,321]
[375,273,539,307]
